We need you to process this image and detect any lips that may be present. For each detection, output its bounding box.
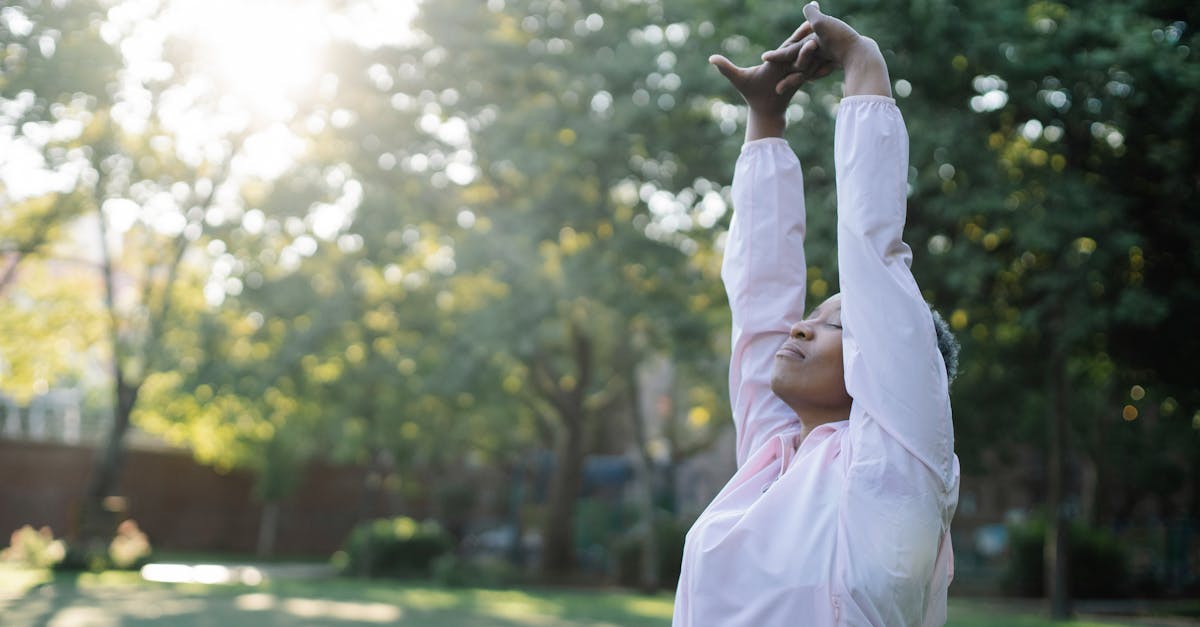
[775,343,806,360]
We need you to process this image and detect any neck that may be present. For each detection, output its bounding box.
[791,403,851,442]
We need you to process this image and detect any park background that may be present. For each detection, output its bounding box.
[1,0,1197,624]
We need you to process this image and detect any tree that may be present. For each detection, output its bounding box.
[134,18,545,555]
[398,0,755,576]
[0,0,117,294]
[837,0,1200,614]
[3,0,309,549]
[0,2,118,410]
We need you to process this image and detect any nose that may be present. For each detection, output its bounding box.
[789,320,813,341]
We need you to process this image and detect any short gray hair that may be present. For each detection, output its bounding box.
[930,307,960,384]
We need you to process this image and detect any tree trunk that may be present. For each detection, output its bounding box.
[80,380,139,547]
[1045,343,1072,620]
[626,364,660,593]
[537,320,595,579]
[0,252,21,296]
[507,461,527,567]
[631,447,659,593]
[541,413,586,577]
[80,197,137,548]
[256,501,280,558]
[1078,454,1097,526]
[353,449,385,577]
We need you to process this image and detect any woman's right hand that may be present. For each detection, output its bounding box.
[764,2,871,65]
[763,2,891,99]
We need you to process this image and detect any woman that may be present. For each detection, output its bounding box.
[673,4,961,626]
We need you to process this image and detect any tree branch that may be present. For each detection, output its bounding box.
[143,136,244,371]
[523,351,571,418]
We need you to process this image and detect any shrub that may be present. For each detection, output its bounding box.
[4,520,154,573]
[108,519,152,570]
[431,554,520,588]
[614,515,690,590]
[1,525,66,569]
[336,517,454,578]
[1002,515,1130,599]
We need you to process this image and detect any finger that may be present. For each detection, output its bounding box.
[762,40,803,64]
[792,38,821,74]
[811,60,835,79]
[775,72,806,95]
[708,54,745,83]
[779,20,815,48]
[802,1,829,39]
[802,1,824,24]
[776,58,834,95]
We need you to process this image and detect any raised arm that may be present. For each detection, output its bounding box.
[823,15,955,486]
[836,97,953,482]
[723,140,808,466]
[710,42,825,466]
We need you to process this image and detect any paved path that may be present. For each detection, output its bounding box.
[139,560,337,585]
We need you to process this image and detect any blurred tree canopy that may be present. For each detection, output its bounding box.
[1,0,1197,587]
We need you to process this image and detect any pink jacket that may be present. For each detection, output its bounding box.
[673,96,959,626]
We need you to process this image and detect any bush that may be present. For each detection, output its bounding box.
[4,520,154,573]
[1,525,66,569]
[614,515,690,590]
[336,517,454,578]
[108,519,152,570]
[431,553,520,588]
[1002,515,1129,599]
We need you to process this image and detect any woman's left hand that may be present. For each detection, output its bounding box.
[710,32,825,115]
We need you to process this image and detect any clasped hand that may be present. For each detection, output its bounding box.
[710,2,872,116]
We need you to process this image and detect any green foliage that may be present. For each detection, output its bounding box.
[0,0,114,403]
[0,261,104,404]
[880,0,1200,472]
[400,0,738,573]
[614,515,691,590]
[1003,515,1129,598]
[53,545,107,573]
[1,525,66,569]
[431,554,522,588]
[336,517,455,579]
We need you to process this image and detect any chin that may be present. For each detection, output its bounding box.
[769,366,785,395]
[770,371,801,407]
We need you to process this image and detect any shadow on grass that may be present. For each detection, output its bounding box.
[260,579,674,627]
[0,569,675,627]
[5,569,1189,627]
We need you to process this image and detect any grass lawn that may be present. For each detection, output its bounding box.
[0,565,1188,626]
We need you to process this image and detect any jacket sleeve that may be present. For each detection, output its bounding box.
[722,137,808,467]
[834,95,955,488]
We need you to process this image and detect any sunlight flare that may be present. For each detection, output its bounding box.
[165,0,331,120]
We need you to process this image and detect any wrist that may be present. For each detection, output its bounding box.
[747,106,787,122]
[841,38,891,98]
[842,38,882,71]
[745,109,787,142]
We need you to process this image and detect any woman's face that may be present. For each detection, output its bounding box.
[770,293,852,414]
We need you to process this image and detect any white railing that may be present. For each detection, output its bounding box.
[1,389,88,444]
[0,390,165,448]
